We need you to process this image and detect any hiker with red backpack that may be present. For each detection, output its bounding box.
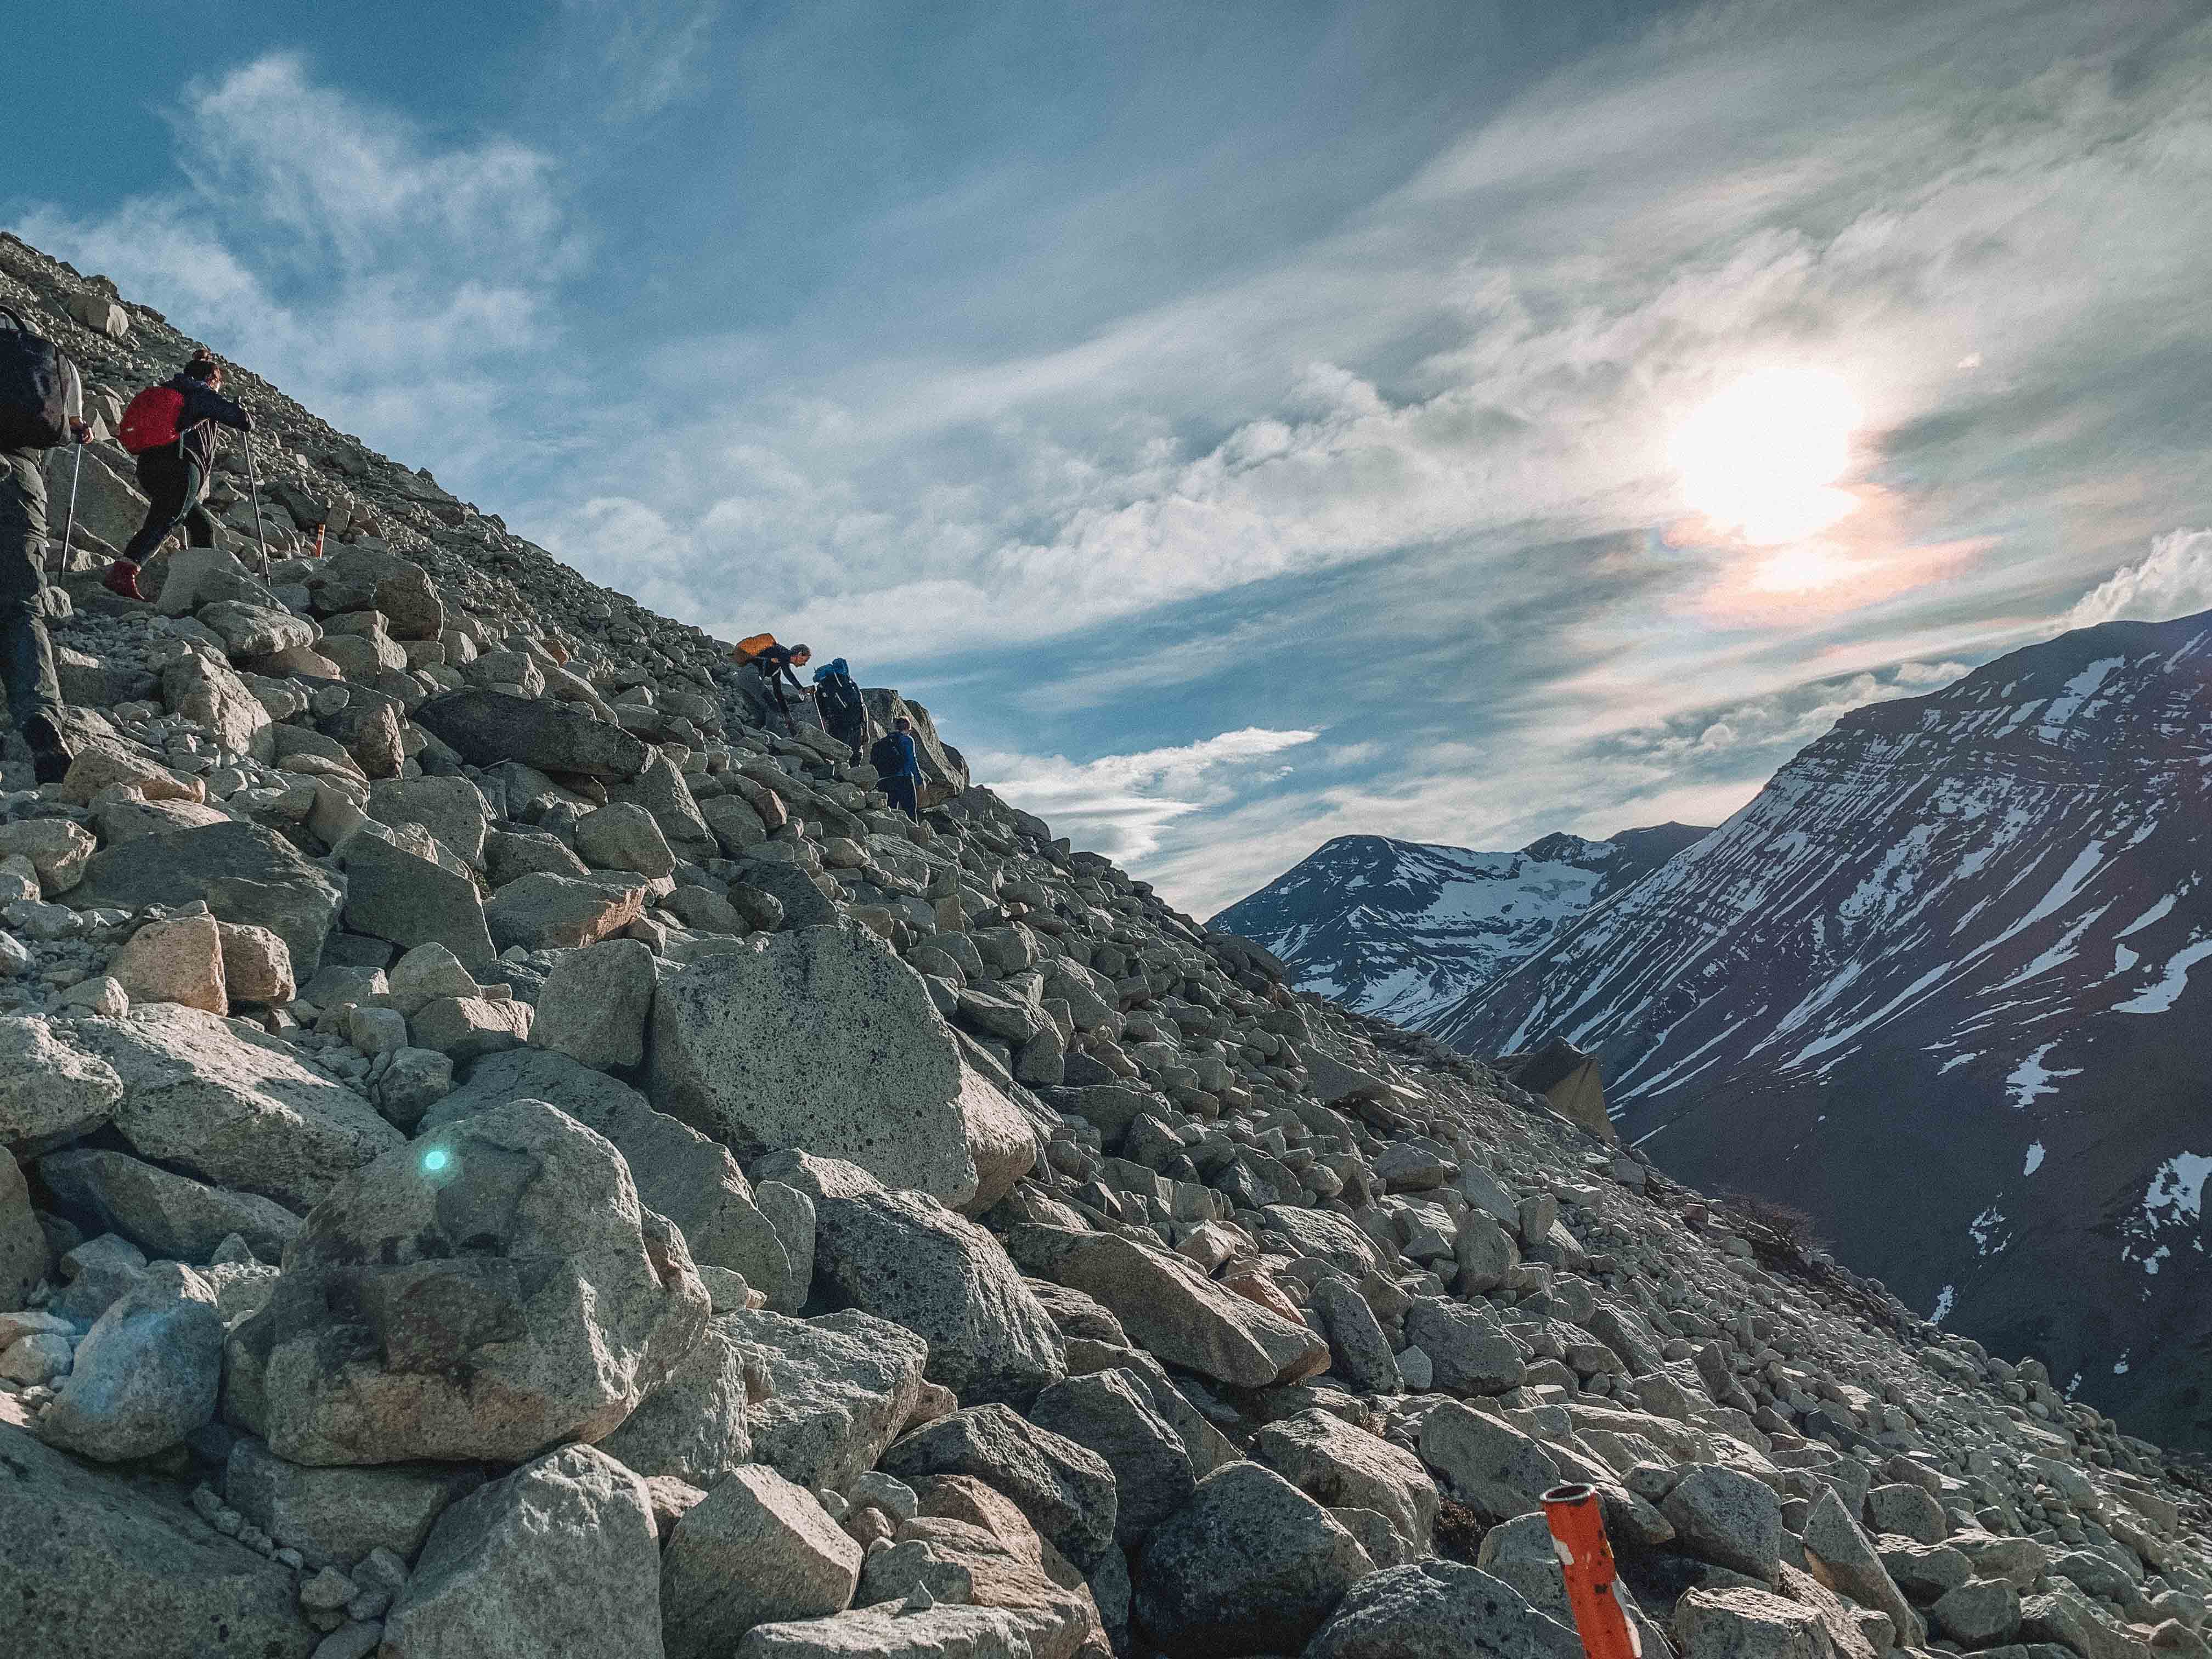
[109,351,253,599]
[0,305,88,783]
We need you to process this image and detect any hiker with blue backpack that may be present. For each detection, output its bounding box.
[811,656,871,760]
[871,716,925,821]
[108,351,254,600]
[0,305,89,783]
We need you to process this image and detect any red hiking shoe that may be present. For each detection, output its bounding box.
[102,559,145,600]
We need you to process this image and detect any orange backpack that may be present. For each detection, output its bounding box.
[731,632,777,663]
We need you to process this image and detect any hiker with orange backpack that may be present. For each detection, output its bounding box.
[0,305,88,782]
[729,634,813,733]
[109,351,253,599]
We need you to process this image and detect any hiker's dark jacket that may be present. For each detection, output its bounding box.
[754,644,806,694]
[162,375,252,472]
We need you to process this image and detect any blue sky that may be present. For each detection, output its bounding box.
[9,1,2212,915]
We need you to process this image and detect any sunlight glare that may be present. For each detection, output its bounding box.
[1671,368,1863,545]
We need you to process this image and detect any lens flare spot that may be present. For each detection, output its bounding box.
[421,1147,450,1173]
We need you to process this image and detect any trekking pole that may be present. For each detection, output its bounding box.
[244,436,270,564]
[1542,1484,1641,1659]
[60,437,86,572]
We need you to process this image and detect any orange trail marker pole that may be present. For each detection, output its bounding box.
[1543,1482,1641,1659]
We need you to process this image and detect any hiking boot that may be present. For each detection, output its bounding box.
[101,558,145,600]
[22,715,74,787]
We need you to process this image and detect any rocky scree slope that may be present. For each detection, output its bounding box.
[0,232,2205,1659]
[1212,825,1711,1029]
[1442,614,2212,1459]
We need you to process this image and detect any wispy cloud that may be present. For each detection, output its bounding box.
[977,727,1321,864]
[8,53,578,471]
[561,0,727,121]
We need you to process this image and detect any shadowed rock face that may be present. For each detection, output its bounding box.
[0,228,2203,1659]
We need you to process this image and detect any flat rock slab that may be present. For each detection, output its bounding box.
[69,820,345,979]
[415,688,651,778]
[59,1005,402,1212]
[0,1417,318,1658]
[651,923,1037,1211]
[718,1307,929,1493]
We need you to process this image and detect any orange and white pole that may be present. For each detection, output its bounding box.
[1542,1483,1641,1659]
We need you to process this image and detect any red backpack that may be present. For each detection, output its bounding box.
[117,384,186,454]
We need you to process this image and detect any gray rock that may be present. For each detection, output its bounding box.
[1418,1400,1560,1523]
[59,1004,403,1211]
[400,995,532,1062]
[69,820,345,978]
[719,1307,929,1492]
[40,1147,301,1263]
[734,1605,1040,1657]
[1933,1578,2023,1647]
[0,1417,317,1658]
[1029,1367,1195,1545]
[42,1261,224,1461]
[649,923,1035,1212]
[337,830,495,971]
[1261,1203,1387,1274]
[598,1316,754,1488]
[413,689,651,778]
[661,1465,862,1659]
[0,1149,43,1307]
[1663,1464,1784,1582]
[381,1444,660,1659]
[881,1404,1118,1576]
[1673,1585,1827,1659]
[0,1014,124,1149]
[1134,1461,1373,1658]
[1007,1224,1328,1390]
[754,1180,816,1311]
[483,871,648,951]
[2019,1586,2142,1659]
[224,1437,483,1570]
[1306,1561,1585,1659]
[575,802,677,878]
[808,1175,1064,1406]
[1404,1297,1526,1396]
[228,1098,708,1465]
[1454,1210,1521,1294]
[531,938,658,1070]
[427,1049,792,1294]
[1801,1487,1925,1646]
[1865,1480,1948,1545]
[1312,1274,1404,1393]
[1254,1407,1440,1556]
[367,776,491,867]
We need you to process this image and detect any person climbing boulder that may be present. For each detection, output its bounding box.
[871,715,924,820]
[0,303,86,783]
[110,350,253,600]
[811,656,871,759]
[729,634,813,733]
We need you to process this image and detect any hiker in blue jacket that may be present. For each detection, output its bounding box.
[871,716,924,821]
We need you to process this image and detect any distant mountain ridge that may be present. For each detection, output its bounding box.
[1207,822,1709,1029]
[1442,611,2212,1449]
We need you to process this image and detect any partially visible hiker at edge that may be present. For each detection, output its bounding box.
[0,304,87,784]
[740,639,812,732]
[812,654,870,759]
[872,716,924,821]
[110,350,253,600]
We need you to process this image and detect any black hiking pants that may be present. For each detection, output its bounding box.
[0,447,64,741]
[885,775,920,821]
[121,445,215,565]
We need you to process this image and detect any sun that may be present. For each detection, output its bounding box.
[1670,367,1863,545]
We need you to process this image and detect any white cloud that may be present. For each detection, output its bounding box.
[975,727,1319,864]
[9,54,577,475]
[2066,529,2212,630]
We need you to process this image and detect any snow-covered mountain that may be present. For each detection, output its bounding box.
[1208,824,1709,1029]
[1442,611,2212,1451]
